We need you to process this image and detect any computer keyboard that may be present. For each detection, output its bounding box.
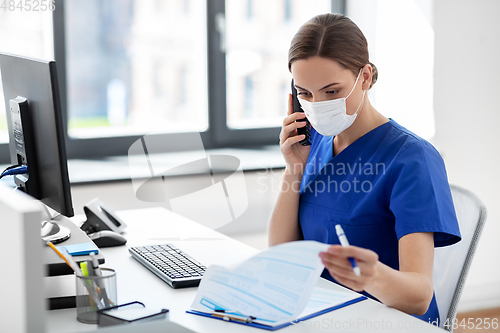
[129,244,206,289]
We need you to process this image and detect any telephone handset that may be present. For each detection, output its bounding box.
[291,79,311,146]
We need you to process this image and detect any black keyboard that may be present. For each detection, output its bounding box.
[129,244,206,289]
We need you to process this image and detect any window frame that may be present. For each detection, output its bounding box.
[0,0,345,163]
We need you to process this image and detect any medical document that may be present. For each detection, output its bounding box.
[190,241,362,327]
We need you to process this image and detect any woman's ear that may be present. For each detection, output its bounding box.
[361,63,372,90]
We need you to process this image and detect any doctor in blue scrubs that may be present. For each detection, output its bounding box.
[269,13,461,324]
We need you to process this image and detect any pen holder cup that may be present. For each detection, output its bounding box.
[75,268,117,324]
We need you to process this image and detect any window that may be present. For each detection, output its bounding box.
[225,0,332,130]
[214,0,338,146]
[64,0,208,139]
[0,1,344,163]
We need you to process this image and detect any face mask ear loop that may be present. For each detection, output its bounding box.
[346,69,363,99]
[352,89,366,116]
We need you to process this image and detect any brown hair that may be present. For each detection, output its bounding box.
[288,13,378,89]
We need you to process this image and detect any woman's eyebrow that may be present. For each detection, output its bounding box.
[295,82,341,92]
[318,82,341,91]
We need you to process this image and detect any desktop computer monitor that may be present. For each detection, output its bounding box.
[0,52,74,243]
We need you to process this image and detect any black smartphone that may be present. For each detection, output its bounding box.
[291,79,311,146]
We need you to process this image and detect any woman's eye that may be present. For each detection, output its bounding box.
[297,91,310,96]
[326,90,339,95]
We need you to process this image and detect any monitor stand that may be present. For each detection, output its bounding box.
[40,204,71,244]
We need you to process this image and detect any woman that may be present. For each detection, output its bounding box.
[269,13,461,323]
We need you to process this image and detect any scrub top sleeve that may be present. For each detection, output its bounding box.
[389,141,461,247]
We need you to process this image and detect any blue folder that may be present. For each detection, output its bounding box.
[186,295,367,331]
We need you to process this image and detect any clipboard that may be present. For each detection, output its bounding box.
[186,295,367,331]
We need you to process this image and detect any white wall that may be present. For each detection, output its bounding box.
[433,0,500,311]
[348,0,436,139]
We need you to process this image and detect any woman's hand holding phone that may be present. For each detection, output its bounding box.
[279,94,311,176]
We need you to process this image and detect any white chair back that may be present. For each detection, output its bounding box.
[433,185,486,331]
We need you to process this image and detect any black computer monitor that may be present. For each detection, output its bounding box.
[0,52,74,242]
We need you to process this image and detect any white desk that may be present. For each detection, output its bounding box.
[47,207,443,333]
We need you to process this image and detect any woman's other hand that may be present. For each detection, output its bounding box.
[319,245,379,292]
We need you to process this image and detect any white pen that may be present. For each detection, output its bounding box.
[89,252,111,307]
[89,252,101,276]
[335,224,361,276]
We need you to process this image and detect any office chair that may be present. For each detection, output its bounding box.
[433,184,487,331]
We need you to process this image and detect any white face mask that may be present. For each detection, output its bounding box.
[298,70,366,137]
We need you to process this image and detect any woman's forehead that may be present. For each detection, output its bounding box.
[291,56,352,90]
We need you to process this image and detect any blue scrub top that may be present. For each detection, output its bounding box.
[298,119,461,323]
